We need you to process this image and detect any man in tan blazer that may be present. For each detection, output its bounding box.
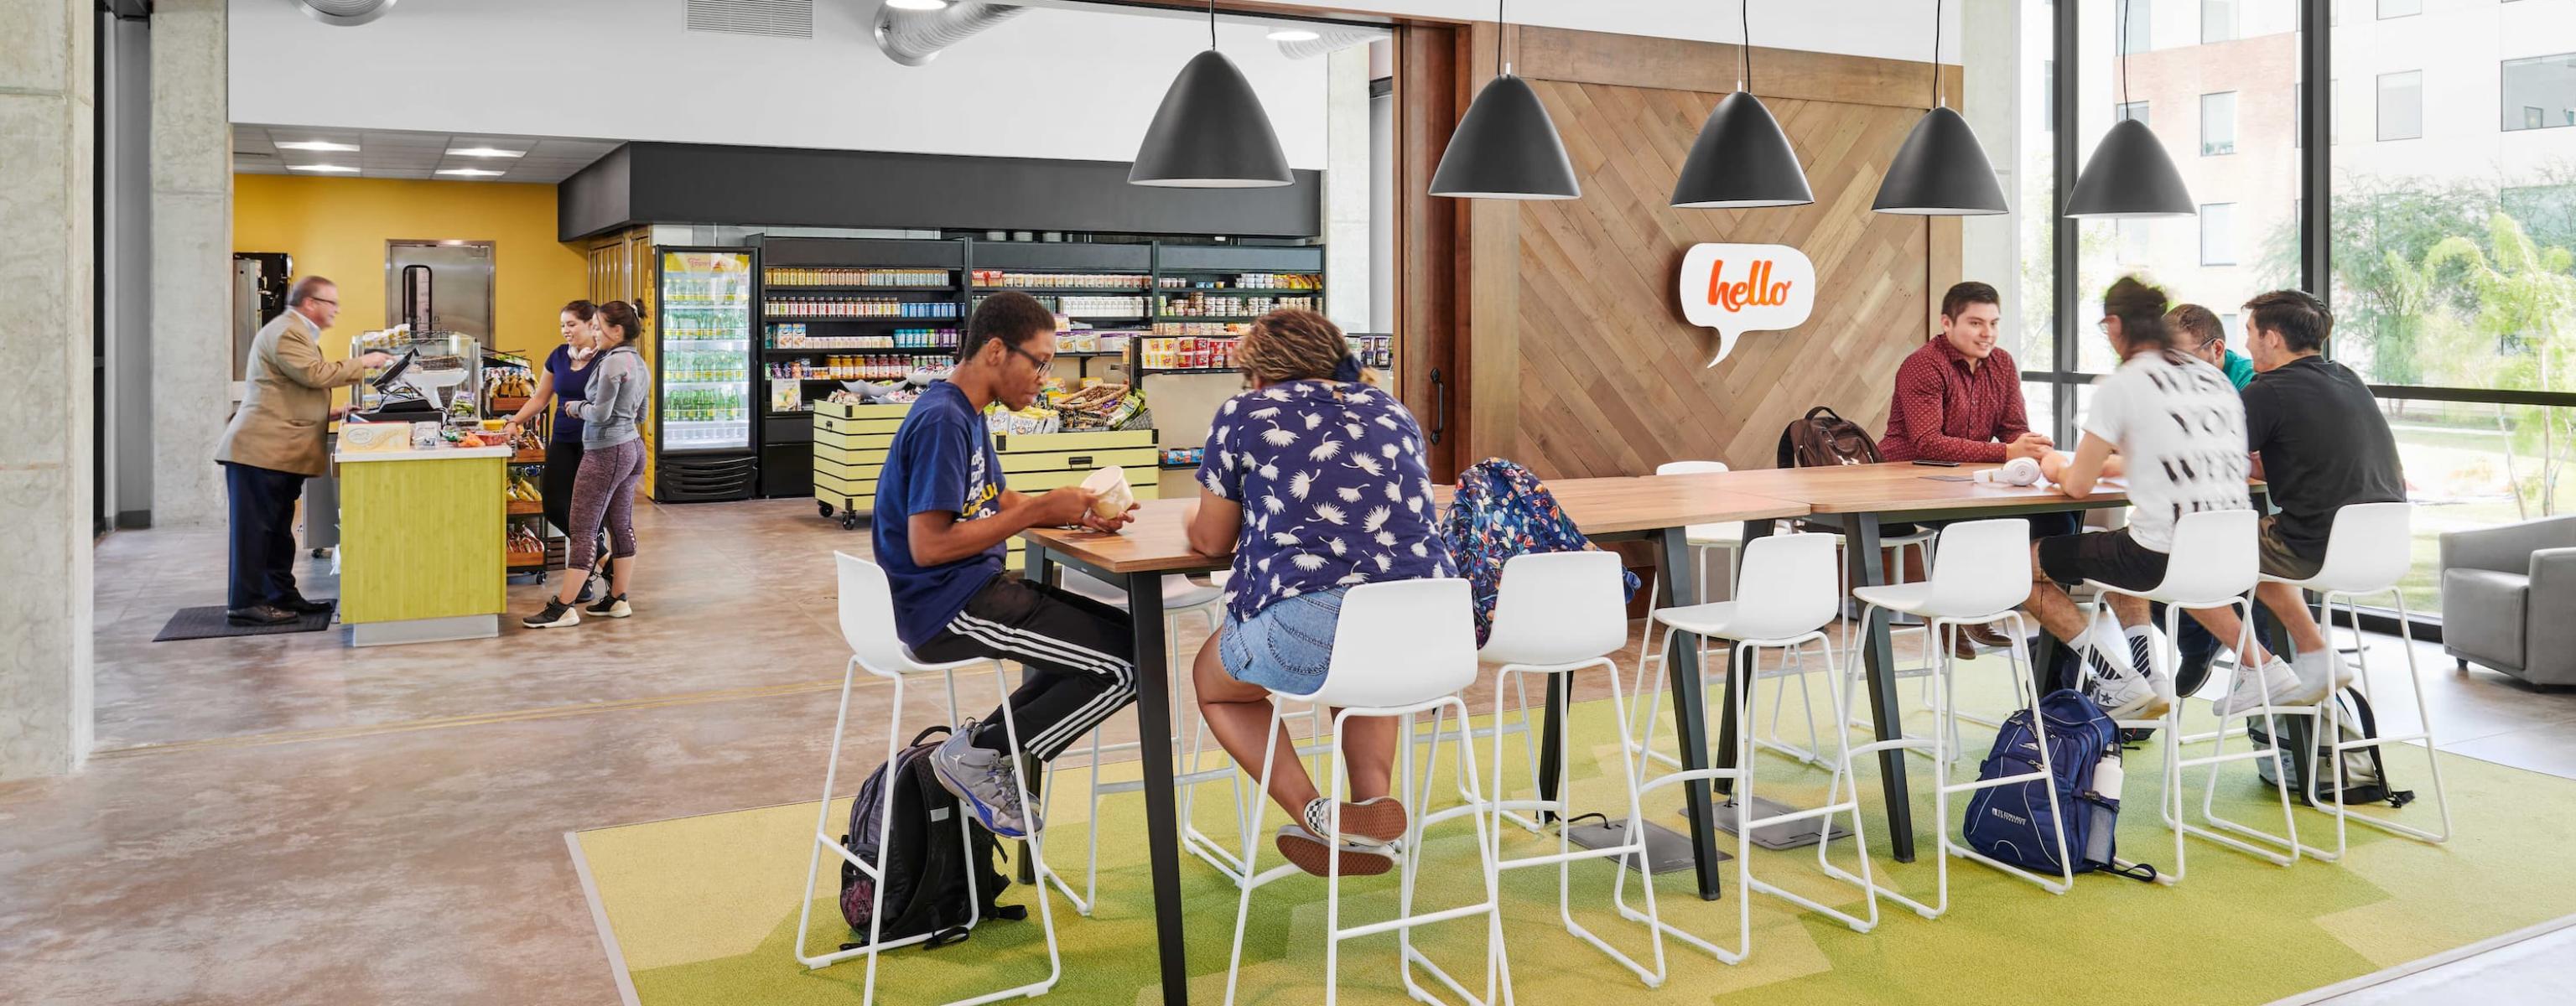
[213,276,392,625]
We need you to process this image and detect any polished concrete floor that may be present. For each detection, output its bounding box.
[4,498,2571,1004]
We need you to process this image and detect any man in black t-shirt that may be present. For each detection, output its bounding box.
[2182,290,2405,703]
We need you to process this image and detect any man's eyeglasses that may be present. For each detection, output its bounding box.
[1001,340,1052,369]
[2095,317,2112,334]
[313,298,339,307]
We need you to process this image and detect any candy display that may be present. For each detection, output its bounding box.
[1157,272,1322,291]
[1157,293,1319,318]
[972,270,1147,289]
[766,267,949,288]
[768,324,957,350]
[764,297,959,319]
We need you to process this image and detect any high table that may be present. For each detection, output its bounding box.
[1017,477,1810,1006]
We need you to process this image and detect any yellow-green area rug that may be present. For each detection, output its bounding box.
[570,692,2576,1005]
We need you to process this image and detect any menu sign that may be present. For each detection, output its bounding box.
[1677,243,1816,366]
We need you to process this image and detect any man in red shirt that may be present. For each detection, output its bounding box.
[1877,282,2072,655]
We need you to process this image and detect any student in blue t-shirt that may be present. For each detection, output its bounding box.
[875,291,1138,839]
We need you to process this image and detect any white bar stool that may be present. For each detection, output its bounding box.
[2258,501,2453,858]
[1040,569,1250,913]
[795,553,1061,1005]
[2078,509,2309,881]
[1826,518,2075,917]
[1222,578,1513,1006]
[1474,552,1665,988]
[1622,532,1880,964]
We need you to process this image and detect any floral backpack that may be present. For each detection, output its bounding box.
[1440,459,1640,645]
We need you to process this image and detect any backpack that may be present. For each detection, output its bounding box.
[1440,458,1639,646]
[1774,406,1884,469]
[839,725,1023,950]
[1962,689,2158,881]
[2247,689,2416,809]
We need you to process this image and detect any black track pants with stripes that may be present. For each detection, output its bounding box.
[911,575,1139,762]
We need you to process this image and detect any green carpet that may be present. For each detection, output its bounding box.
[572,687,2576,1005]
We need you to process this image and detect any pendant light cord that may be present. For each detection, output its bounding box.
[1931,0,1944,109]
[1497,0,1505,78]
[1208,0,1216,49]
[2117,0,2132,108]
[1738,0,1752,92]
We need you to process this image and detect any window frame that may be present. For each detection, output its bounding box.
[2200,202,2238,265]
[2377,69,2423,141]
[2202,90,2239,154]
[2499,52,2576,133]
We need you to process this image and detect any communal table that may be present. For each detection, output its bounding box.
[1017,477,1809,1006]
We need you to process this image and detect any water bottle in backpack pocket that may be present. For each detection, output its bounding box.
[1961,689,2158,882]
[838,725,1024,952]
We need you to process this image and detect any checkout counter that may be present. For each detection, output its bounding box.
[331,333,509,646]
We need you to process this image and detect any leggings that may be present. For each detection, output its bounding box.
[567,438,646,572]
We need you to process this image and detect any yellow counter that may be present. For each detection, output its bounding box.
[335,445,510,646]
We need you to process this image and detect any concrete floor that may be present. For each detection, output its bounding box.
[3,497,2571,1004]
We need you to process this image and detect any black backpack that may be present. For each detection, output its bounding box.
[2247,689,2416,809]
[1775,406,1885,469]
[839,725,1023,951]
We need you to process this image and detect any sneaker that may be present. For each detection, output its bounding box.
[574,578,597,604]
[928,723,1039,839]
[521,598,580,629]
[2214,658,2307,717]
[2086,665,2170,721]
[586,594,631,619]
[2288,648,2351,705]
[1301,796,1407,849]
[1275,824,1396,878]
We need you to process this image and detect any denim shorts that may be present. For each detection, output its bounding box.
[1217,588,1348,697]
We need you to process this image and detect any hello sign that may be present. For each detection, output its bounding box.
[1678,243,1816,366]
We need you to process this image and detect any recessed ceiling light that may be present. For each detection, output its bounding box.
[435,168,504,177]
[288,164,361,173]
[1265,28,1322,43]
[445,147,525,158]
[885,0,949,9]
[276,140,359,152]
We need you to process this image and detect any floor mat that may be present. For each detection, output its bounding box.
[153,604,334,641]
[569,693,2576,1006]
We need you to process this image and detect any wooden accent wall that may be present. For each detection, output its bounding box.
[1420,25,1965,479]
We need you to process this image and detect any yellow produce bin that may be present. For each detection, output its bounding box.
[809,400,1158,563]
[335,444,511,646]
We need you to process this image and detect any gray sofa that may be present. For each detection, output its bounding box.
[2440,514,2576,686]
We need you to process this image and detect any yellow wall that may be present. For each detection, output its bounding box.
[231,174,590,362]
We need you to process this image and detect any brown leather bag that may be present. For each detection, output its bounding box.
[1774,406,1884,469]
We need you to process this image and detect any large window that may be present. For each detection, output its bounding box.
[2377,70,2423,140]
[2202,202,2238,264]
[2204,91,2239,154]
[2501,53,2576,132]
[2204,0,2239,44]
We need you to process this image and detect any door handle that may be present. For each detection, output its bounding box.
[1427,367,1446,445]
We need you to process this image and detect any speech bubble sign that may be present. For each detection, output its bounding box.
[1677,243,1817,367]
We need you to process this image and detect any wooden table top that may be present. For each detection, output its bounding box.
[1695,462,2135,515]
[1021,474,1814,575]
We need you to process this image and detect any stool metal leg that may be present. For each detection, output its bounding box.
[1486,659,1666,988]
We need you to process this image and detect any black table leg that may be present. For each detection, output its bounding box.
[1124,573,1188,1005]
[1712,519,1776,796]
[1655,525,1726,900]
[1846,513,1916,863]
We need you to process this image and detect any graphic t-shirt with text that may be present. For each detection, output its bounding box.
[2080,351,2252,552]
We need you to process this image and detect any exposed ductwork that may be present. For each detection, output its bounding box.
[871,1,1026,67]
[1273,26,1379,60]
[293,0,397,28]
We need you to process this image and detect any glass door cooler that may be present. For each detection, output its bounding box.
[652,248,758,501]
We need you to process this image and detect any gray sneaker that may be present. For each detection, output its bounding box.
[927,723,1040,839]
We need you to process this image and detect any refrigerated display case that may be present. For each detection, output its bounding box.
[652,248,758,501]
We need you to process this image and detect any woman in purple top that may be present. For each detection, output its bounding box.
[1184,309,1455,877]
[500,299,605,597]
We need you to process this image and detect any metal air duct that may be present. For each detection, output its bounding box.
[872,1,1026,67]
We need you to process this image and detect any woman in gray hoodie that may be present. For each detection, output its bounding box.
[525,298,652,628]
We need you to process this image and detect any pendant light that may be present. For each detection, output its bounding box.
[1429,0,1579,200]
[1130,0,1293,188]
[2064,0,2194,217]
[1873,0,2007,215]
[1670,0,1811,209]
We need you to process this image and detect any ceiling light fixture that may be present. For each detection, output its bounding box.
[2064,0,2194,217]
[1873,0,2008,215]
[1428,0,1580,200]
[436,168,504,177]
[287,164,361,173]
[276,140,359,152]
[1670,0,1813,209]
[1265,28,1321,43]
[445,147,525,158]
[1130,0,1293,188]
[884,0,951,9]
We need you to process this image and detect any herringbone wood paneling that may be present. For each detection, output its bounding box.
[1510,80,1935,480]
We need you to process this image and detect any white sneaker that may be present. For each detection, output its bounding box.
[2087,666,2170,721]
[2215,658,2306,717]
[2289,648,2351,704]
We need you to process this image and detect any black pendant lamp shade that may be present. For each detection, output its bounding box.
[1130,49,1294,188]
[1873,106,2007,215]
[1430,74,1579,200]
[1670,91,1813,209]
[2064,118,2196,217]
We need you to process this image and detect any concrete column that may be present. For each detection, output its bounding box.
[0,0,97,780]
[1322,43,1372,332]
[1961,0,2029,360]
[149,0,230,526]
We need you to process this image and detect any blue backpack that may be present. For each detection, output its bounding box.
[1439,459,1639,645]
[1961,689,2157,882]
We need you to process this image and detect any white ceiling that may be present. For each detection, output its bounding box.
[231,124,621,184]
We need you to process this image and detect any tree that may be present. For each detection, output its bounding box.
[2424,213,2576,515]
